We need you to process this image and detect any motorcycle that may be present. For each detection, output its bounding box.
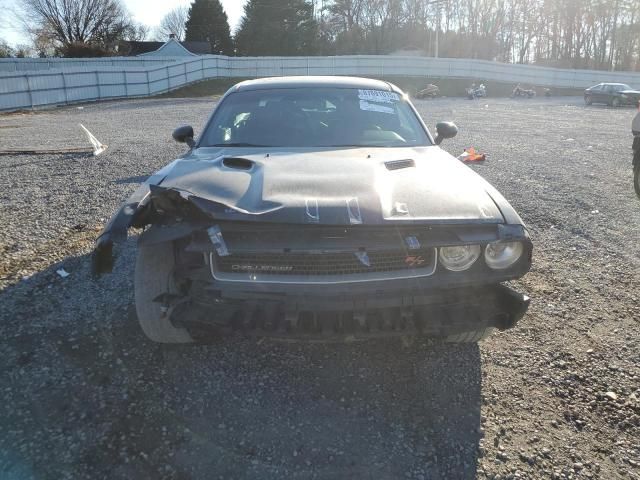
[511,85,536,98]
[415,84,440,99]
[466,84,487,99]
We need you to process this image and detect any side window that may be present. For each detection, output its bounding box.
[605,85,615,93]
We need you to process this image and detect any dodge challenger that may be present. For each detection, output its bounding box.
[94,76,532,343]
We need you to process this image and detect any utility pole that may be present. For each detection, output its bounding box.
[433,0,444,58]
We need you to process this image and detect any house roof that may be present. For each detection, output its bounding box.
[120,41,164,56]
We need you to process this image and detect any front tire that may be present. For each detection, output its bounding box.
[444,328,494,343]
[135,242,194,344]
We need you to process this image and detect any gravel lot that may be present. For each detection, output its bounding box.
[1,95,639,480]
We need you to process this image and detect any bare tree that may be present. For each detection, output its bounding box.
[157,6,189,41]
[318,0,640,70]
[0,38,14,57]
[20,0,141,55]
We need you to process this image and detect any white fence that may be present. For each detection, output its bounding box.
[0,57,180,72]
[2,55,640,112]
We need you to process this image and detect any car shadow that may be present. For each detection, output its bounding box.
[0,246,483,480]
[114,174,148,185]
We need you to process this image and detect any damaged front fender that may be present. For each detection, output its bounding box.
[92,183,151,274]
[92,161,183,274]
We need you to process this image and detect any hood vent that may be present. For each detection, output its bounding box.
[223,157,254,170]
[385,159,415,171]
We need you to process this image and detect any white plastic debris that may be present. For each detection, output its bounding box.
[586,145,593,151]
[79,124,108,156]
[564,138,575,142]
[56,268,70,278]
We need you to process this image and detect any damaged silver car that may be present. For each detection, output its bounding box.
[94,76,532,343]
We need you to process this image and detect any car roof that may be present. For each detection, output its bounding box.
[231,76,402,94]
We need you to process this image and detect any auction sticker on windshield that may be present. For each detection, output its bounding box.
[358,90,400,103]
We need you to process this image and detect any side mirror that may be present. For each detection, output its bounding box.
[172,125,195,148]
[434,121,458,145]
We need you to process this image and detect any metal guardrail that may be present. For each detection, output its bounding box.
[2,55,640,112]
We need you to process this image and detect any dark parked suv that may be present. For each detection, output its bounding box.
[584,83,640,107]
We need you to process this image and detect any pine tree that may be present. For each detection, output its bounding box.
[184,0,233,55]
[235,0,318,56]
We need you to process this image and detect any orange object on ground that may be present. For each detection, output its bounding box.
[458,147,486,162]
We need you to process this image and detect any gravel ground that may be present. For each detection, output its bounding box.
[1,95,639,480]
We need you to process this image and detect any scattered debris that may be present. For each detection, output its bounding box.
[0,124,107,156]
[79,124,107,156]
[457,147,486,163]
[0,146,94,156]
[56,268,70,278]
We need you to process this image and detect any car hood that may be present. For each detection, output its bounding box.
[153,146,505,225]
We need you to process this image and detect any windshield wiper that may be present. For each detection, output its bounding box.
[324,144,391,148]
[210,142,274,147]
[321,143,376,148]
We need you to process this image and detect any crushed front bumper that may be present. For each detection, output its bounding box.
[170,283,530,340]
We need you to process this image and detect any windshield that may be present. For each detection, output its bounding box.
[199,87,431,148]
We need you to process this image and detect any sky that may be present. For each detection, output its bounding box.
[0,0,247,47]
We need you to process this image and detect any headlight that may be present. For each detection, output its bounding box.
[439,245,481,271]
[484,241,523,269]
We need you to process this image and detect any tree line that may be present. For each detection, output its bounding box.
[2,0,639,71]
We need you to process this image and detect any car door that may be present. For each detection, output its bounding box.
[603,84,617,104]
[588,84,603,103]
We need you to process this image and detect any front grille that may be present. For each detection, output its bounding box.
[214,248,436,276]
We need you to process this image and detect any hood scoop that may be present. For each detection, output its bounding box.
[223,157,254,170]
[385,159,415,170]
